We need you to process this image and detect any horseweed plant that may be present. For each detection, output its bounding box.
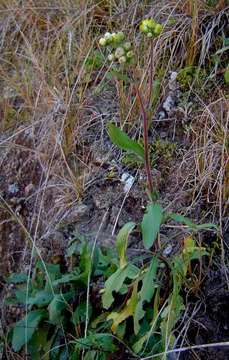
[6,18,218,360]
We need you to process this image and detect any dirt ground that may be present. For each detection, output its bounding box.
[0,2,228,358]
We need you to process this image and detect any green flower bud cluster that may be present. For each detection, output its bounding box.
[139,18,162,38]
[99,31,134,65]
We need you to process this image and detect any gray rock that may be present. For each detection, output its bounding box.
[8,183,19,195]
[62,204,90,225]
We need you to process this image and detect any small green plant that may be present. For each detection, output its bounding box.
[176,66,205,91]
[6,236,119,359]
[150,139,177,163]
[6,213,217,358]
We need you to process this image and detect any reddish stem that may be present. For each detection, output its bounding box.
[135,86,153,197]
[147,40,154,109]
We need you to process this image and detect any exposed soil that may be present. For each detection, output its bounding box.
[0,15,228,357]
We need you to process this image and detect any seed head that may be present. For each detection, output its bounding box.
[99,37,106,46]
[126,50,134,58]
[154,23,162,35]
[119,56,126,64]
[116,31,125,42]
[115,47,125,59]
[123,42,131,51]
[108,53,115,61]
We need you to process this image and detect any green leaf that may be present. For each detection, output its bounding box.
[116,222,135,268]
[7,273,27,284]
[75,333,117,352]
[107,123,144,159]
[141,204,163,249]
[102,263,139,309]
[53,244,92,286]
[27,326,49,359]
[224,67,229,84]
[169,213,218,231]
[108,281,138,333]
[12,310,46,352]
[48,292,73,325]
[134,257,159,334]
[53,271,80,285]
[72,302,92,326]
[15,289,27,304]
[28,291,53,307]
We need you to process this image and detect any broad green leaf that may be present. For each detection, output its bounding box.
[12,310,46,352]
[116,222,135,268]
[102,263,139,309]
[108,281,138,333]
[53,244,92,286]
[134,257,159,334]
[141,204,163,249]
[107,123,144,159]
[28,291,53,307]
[27,326,49,359]
[15,289,27,304]
[74,333,117,352]
[169,213,218,231]
[72,302,92,326]
[7,273,27,284]
[48,292,73,325]
[53,271,81,285]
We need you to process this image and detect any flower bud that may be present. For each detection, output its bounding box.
[126,50,134,58]
[116,31,125,42]
[140,22,148,33]
[147,32,153,38]
[99,37,106,46]
[119,56,126,64]
[104,32,112,39]
[108,54,115,61]
[115,47,125,59]
[154,23,162,35]
[123,42,131,51]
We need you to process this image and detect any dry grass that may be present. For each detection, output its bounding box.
[0,0,228,358]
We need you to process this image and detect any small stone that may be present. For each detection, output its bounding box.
[24,183,34,196]
[8,183,19,195]
[62,204,89,225]
[163,244,173,256]
[170,71,178,82]
[162,95,175,113]
[121,172,134,193]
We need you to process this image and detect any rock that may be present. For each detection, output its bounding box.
[163,244,173,256]
[62,204,90,225]
[121,172,135,193]
[8,183,19,195]
[163,95,175,113]
[24,183,34,196]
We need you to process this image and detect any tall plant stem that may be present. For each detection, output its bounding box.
[135,86,153,197]
[147,40,154,109]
